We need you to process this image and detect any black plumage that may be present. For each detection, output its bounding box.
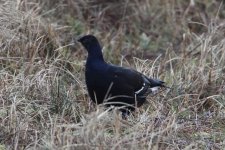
[78,35,165,111]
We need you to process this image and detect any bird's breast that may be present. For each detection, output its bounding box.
[85,66,111,87]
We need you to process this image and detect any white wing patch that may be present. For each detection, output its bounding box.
[135,84,160,95]
[135,83,146,95]
[135,75,161,96]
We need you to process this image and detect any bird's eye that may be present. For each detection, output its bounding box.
[84,38,91,43]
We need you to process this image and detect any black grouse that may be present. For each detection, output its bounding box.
[78,35,165,111]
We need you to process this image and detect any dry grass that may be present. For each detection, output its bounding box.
[0,0,225,149]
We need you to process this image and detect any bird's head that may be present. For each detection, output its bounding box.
[78,35,103,60]
[78,35,101,52]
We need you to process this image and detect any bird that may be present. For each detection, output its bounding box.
[78,34,166,112]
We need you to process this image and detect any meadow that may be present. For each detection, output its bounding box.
[0,0,225,149]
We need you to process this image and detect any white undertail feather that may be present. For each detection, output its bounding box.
[150,87,159,94]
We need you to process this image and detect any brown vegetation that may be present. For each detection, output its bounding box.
[0,0,225,149]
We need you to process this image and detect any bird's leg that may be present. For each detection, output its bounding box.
[121,109,130,119]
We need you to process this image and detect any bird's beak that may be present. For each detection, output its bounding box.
[77,37,81,43]
[77,35,84,43]
[71,36,81,44]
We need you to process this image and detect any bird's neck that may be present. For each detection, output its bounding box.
[87,54,104,65]
[86,54,106,71]
[87,45,104,61]
[88,53,104,61]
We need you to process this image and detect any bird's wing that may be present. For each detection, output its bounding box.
[108,65,144,92]
[142,74,165,87]
[108,65,165,96]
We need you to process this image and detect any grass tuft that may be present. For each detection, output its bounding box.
[0,0,225,149]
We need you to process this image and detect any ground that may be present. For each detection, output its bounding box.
[0,0,225,149]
